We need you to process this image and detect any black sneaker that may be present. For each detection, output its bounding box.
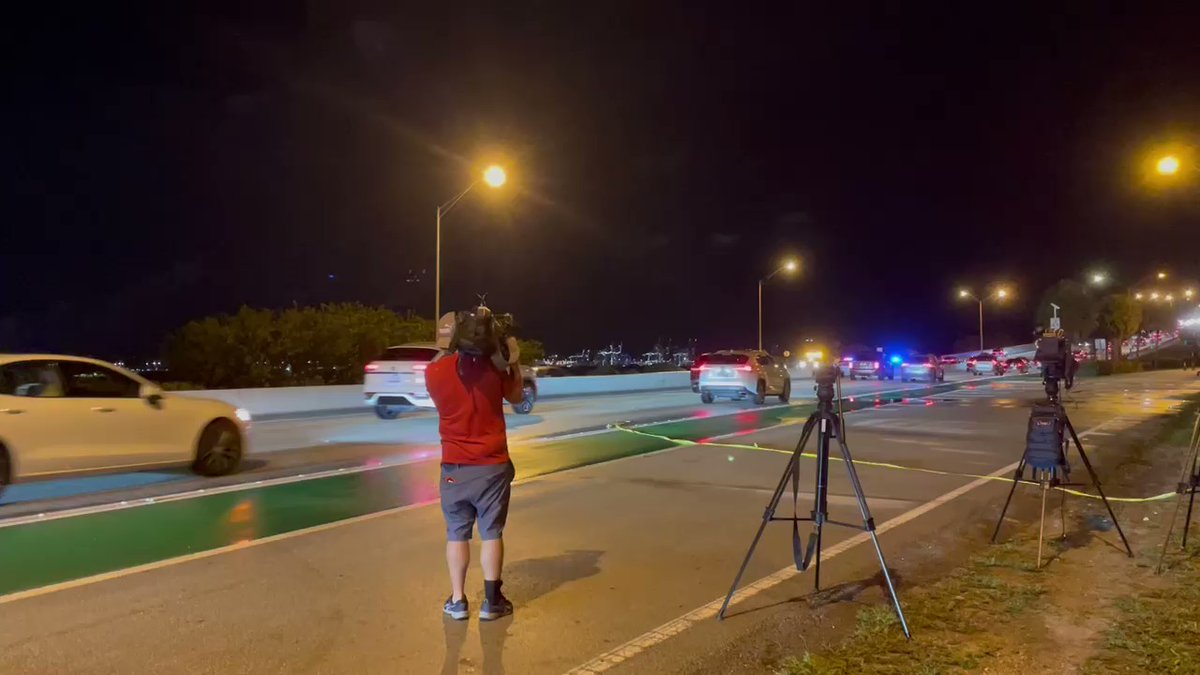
[479,591,513,621]
[443,596,469,621]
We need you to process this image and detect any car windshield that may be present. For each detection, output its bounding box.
[974,354,993,361]
[378,347,439,361]
[853,353,878,361]
[706,353,749,365]
[905,356,928,364]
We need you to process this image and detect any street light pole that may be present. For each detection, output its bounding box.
[434,182,477,324]
[432,165,507,327]
[978,299,984,352]
[758,260,797,351]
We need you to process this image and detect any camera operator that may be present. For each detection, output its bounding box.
[426,306,524,622]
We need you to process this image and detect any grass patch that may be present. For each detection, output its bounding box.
[776,542,1045,675]
[1084,547,1200,674]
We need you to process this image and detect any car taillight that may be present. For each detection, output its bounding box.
[873,361,880,369]
[413,364,427,372]
[738,365,752,371]
[365,363,380,372]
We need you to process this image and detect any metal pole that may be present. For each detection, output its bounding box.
[435,206,442,327]
[978,300,984,351]
[758,279,764,351]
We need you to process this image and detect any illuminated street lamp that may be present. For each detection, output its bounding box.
[958,286,1010,352]
[1157,155,1181,176]
[1135,292,1145,300]
[1150,292,1161,301]
[1186,289,1195,299]
[1090,272,1108,286]
[759,258,798,351]
[435,164,508,324]
[1157,271,1168,280]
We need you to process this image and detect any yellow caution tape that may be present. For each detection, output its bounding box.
[611,424,1178,504]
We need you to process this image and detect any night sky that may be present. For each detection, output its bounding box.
[4,3,1199,360]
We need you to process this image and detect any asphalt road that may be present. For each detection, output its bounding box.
[0,371,1194,674]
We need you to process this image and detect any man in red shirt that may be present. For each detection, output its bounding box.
[426,307,524,621]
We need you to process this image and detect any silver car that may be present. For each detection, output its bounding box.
[899,354,945,383]
[697,350,791,405]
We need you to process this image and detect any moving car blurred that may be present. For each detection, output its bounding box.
[0,354,249,497]
[364,343,537,418]
[697,350,791,404]
[1005,357,1031,375]
[967,352,1005,375]
[900,354,945,382]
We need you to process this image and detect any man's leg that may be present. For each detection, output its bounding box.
[481,538,503,583]
[447,541,470,601]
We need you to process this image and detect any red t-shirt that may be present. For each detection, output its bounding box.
[426,353,523,465]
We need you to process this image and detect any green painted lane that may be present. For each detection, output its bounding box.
[0,379,979,599]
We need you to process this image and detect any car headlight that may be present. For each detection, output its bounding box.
[235,407,253,423]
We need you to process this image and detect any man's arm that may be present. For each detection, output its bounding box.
[501,337,525,404]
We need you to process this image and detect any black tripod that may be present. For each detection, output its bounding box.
[991,377,1133,566]
[1156,411,1200,574]
[717,367,911,639]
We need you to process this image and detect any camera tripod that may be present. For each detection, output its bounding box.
[1156,411,1200,574]
[991,378,1133,566]
[717,368,911,639]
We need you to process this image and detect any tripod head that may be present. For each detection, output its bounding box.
[813,364,839,411]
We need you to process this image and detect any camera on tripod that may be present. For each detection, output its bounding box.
[1034,329,1077,393]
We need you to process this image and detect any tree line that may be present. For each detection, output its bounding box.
[1034,279,1176,359]
[164,303,544,389]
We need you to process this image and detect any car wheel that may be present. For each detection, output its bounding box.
[779,380,791,403]
[192,419,243,477]
[753,380,767,405]
[701,391,714,404]
[512,383,536,414]
[374,404,402,420]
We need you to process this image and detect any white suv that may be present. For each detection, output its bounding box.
[364,343,538,419]
[697,350,791,404]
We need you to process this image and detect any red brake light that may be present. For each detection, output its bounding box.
[873,361,880,369]
[738,365,752,371]
[365,363,380,372]
[413,364,427,372]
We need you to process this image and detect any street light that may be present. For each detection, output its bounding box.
[434,164,508,324]
[1157,155,1181,176]
[1090,272,1108,286]
[958,286,1010,352]
[759,258,798,351]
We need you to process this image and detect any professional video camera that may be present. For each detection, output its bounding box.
[1033,328,1077,394]
[443,302,518,369]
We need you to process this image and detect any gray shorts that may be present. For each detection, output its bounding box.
[440,461,515,541]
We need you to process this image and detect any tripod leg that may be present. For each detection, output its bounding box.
[1065,417,1133,557]
[991,458,1027,543]
[1183,484,1198,550]
[809,414,832,592]
[718,415,817,621]
[1037,481,1048,568]
[1060,488,1067,540]
[835,431,913,640]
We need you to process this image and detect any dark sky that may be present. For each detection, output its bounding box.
[3,3,1199,359]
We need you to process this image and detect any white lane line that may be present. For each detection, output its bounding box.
[563,422,1108,674]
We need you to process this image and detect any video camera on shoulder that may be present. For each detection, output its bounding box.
[445,303,518,367]
[1034,328,1076,390]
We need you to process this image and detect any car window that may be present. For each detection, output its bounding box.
[0,361,65,397]
[853,352,878,361]
[757,355,771,366]
[707,353,750,365]
[59,361,140,398]
[378,347,440,361]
